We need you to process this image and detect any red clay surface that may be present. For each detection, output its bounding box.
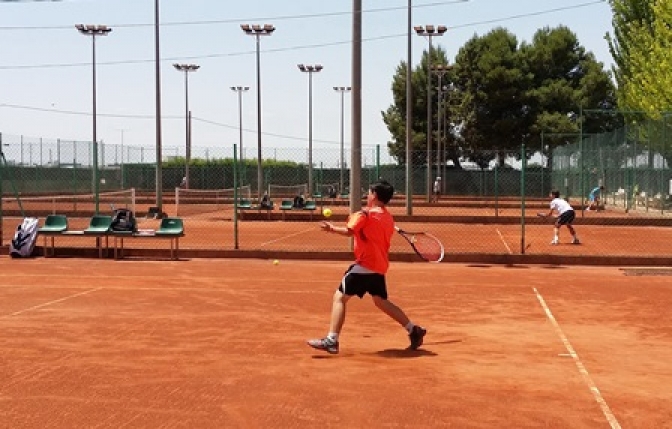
[2,195,671,261]
[1,258,671,428]
[5,213,670,258]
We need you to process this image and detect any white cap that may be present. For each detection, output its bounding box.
[436,176,441,180]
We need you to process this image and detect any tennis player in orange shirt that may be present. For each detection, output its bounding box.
[307,179,427,354]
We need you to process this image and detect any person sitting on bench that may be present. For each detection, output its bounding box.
[293,194,306,209]
[260,192,272,209]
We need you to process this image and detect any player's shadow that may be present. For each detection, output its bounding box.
[373,340,461,359]
[373,348,437,358]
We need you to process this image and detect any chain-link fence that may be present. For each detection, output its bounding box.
[2,129,671,259]
[552,114,672,215]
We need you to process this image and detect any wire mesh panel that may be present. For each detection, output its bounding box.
[175,186,251,217]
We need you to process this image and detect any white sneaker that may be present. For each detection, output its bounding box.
[551,238,559,245]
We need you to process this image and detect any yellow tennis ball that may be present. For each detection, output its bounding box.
[323,208,332,217]
[273,259,280,265]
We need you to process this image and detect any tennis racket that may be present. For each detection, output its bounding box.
[395,226,445,263]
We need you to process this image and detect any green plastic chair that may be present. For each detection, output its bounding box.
[304,200,317,220]
[82,215,113,258]
[238,199,253,209]
[38,214,68,257]
[280,200,294,220]
[155,217,184,260]
[155,217,184,236]
[39,215,68,233]
[83,215,113,235]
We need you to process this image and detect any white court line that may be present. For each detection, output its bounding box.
[259,227,316,247]
[3,287,102,318]
[496,228,513,254]
[533,287,621,429]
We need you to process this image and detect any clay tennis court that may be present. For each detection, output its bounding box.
[1,259,671,428]
[3,193,672,262]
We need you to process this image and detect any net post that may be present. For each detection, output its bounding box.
[175,187,180,216]
[521,141,527,254]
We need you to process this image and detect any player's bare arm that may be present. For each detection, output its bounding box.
[320,222,353,236]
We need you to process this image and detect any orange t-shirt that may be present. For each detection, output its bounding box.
[346,206,394,274]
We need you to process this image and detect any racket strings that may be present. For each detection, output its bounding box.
[412,234,444,262]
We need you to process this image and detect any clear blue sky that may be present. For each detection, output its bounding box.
[0,0,613,166]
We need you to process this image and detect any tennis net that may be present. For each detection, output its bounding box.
[175,185,252,217]
[268,184,308,199]
[1,188,136,217]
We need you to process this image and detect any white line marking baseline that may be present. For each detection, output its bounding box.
[496,228,513,254]
[533,287,621,429]
[3,287,102,318]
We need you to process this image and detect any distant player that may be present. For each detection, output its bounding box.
[540,190,580,245]
[586,185,605,211]
[431,176,442,203]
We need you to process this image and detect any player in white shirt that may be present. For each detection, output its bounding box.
[540,190,580,245]
[431,176,442,203]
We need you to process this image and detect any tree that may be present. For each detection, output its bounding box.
[382,45,451,166]
[383,26,617,169]
[522,26,619,166]
[608,0,672,113]
[452,28,532,168]
[605,0,656,111]
[606,0,672,168]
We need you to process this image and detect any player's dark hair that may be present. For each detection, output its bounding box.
[551,190,560,199]
[370,179,394,204]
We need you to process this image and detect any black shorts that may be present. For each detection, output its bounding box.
[338,264,388,299]
[557,210,576,225]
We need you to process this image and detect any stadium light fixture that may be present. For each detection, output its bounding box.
[241,23,275,201]
[230,86,250,161]
[76,24,112,215]
[431,64,451,190]
[298,64,324,197]
[333,86,351,194]
[415,24,447,202]
[173,63,200,189]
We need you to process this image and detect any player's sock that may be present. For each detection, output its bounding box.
[327,333,339,342]
[404,322,416,334]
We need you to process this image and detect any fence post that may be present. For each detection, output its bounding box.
[579,106,585,216]
[521,142,527,254]
[233,144,239,250]
[0,132,3,246]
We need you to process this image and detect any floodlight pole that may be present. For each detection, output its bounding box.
[230,86,250,162]
[351,0,362,214]
[432,64,451,186]
[298,64,324,197]
[414,24,447,202]
[173,63,199,189]
[406,0,413,215]
[333,86,352,194]
[241,23,275,201]
[76,24,112,215]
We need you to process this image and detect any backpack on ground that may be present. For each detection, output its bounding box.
[110,208,137,232]
[10,217,39,258]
